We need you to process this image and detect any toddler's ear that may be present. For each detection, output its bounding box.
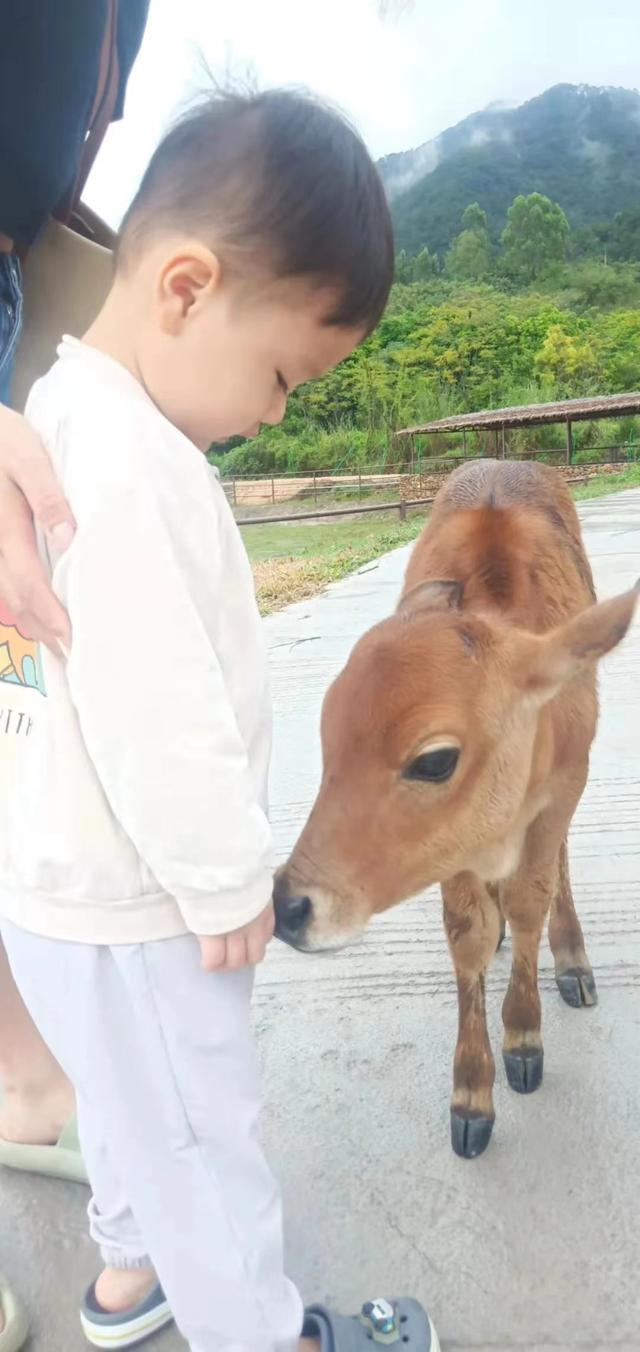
[157,244,221,333]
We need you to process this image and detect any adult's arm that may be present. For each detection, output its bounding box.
[0,403,74,650]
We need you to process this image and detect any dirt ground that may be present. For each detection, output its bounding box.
[225,461,633,510]
[225,471,403,507]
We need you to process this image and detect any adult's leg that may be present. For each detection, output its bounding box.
[0,254,77,1156]
[0,936,74,1145]
[0,246,22,405]
[0,252,75,1147]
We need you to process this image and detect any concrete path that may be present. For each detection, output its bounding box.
[3,490,639,1352]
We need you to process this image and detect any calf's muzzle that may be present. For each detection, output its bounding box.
[273,872,313,949]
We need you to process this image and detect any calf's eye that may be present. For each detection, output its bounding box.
[404,746,460,783]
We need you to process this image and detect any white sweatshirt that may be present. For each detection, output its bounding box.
[0,338,273,943]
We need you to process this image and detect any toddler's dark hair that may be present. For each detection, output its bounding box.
[118,88,394,335]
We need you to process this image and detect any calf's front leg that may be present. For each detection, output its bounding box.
[500,809,567,1094]
[442,873,502,1159]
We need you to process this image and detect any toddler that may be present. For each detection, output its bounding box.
[0,89,439,1352]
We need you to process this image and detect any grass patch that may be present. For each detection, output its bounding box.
[242,512,427,613]
[243,466,640,614]
[571,463,640,500]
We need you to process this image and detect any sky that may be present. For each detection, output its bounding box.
[85,0,640,228]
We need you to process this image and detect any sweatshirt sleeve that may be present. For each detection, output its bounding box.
[54,479,273,936]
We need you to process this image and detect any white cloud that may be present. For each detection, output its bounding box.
[84,0,640,227]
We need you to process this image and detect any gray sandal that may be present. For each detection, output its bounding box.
[0,1275,29,1352]
[0,1104,88,1186]
[303,1298,440,1350]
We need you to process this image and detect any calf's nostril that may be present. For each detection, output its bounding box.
[280,894,311,932]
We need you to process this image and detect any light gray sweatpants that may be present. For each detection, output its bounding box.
[1,920,303,1352]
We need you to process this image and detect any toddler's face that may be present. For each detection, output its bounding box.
[141,257,364,450]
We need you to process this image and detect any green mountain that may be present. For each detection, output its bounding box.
[384,84,640,256]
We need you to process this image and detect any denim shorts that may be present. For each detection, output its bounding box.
[0,251,23,406]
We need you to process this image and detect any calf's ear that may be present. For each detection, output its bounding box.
[398,579,464,616]
[512,583,639,706]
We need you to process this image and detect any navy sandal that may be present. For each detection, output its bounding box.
[80,1280,173,1348]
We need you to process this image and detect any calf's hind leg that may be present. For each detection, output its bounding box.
[442,874,502,1159]
[548,838,597,1008]
[487,883,506,950]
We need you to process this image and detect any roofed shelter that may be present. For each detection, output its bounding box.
[396,393,640,464]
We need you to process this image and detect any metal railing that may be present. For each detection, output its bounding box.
[235,474,598,528]
[225,446,637,526]
[235,495,436,527]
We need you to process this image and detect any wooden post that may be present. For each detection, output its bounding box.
[462,429,467,459]
[232,478,237,507]
[565,418,573,465]
[271,476,276,503]
[358,470,362,500]
[313,471,318,503]
[494,429,500,460]
[501,426,506,460]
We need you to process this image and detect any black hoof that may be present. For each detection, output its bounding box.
[503,1047,544,1094]
[496,917,507,951]
[450,1109,494,1158]
[556,968,598,1008]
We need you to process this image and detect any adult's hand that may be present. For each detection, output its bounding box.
[0,404,75,652]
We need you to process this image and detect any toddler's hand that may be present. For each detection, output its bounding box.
[198,902,275,972]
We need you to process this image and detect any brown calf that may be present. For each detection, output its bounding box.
[274,460,638,1157]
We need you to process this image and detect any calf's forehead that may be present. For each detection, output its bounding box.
[321,615,497,759]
